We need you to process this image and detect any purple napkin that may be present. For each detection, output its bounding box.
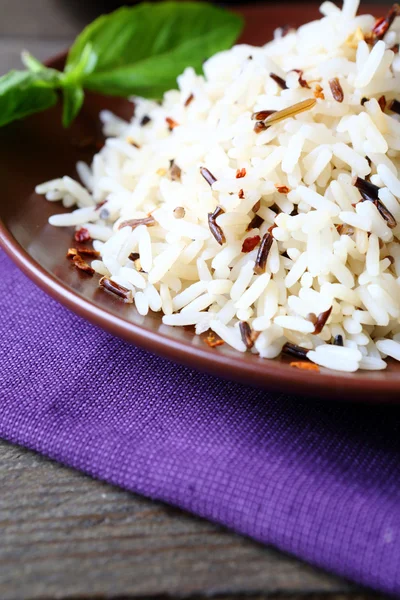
[2,249,400,596]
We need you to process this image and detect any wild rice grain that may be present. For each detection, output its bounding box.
[208,207,226,245]
[329,78,344,102]
[293,69,310,88]
[118,216,156,230]
[388,98,400,114]
[372,4,400,41]
[247,214,264,231]
[184,93,194,107]
[169,161,182,181]
[333,334,344,346]
[269,73,288,89]
[313,306,333,335]
[262,98,317,128]
[99,277,133,303]
[239,321,256,349]
[200,166,217,186]
[282,343,309,359]
[254,232,273,274]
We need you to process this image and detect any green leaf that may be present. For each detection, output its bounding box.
[63,43,97,84]
[21,51,63,85]
[0,70,58,128]
[62,85,84,127]
[21,51,46,73]
[66,2,243,98]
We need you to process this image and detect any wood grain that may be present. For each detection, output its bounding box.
[0,1,388,598]
[0,441,381,600]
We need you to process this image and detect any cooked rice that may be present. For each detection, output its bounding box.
[36,0,400,372]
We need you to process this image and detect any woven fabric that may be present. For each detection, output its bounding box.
[1,249,400,596]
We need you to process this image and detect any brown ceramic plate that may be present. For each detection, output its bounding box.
[1,4,399,401]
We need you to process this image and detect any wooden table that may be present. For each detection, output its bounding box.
[0,2,387,598]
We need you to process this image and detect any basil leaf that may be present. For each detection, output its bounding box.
[62,85,84,127]
[0,71,58,128]
[21,52,63,85]
[66,2,243,98]
[63,43,97,84]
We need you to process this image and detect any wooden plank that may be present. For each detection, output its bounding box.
[0,441,378,600]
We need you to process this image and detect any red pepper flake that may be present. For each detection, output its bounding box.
[72,255,95,276]
[269,72,287,90]
[337,223,355,236]
[292,69,310,89]
[75,247,100,258]
[166,117,179,130]
[242,235,261,253]
[66,248,78,259]
[74,227,91,243]
[238,189,245,199]
[236,168,246,179]
[290,361,320,372]
[314,84,325,100]
[204,332,225,348]
[329,78,344,103]
[184,93,194,107]
[275,184,290,194]
[378,95,387,111]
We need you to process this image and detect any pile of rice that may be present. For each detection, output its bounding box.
[36,0,400,372]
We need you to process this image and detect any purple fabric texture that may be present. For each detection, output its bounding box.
[1,249,400,596]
